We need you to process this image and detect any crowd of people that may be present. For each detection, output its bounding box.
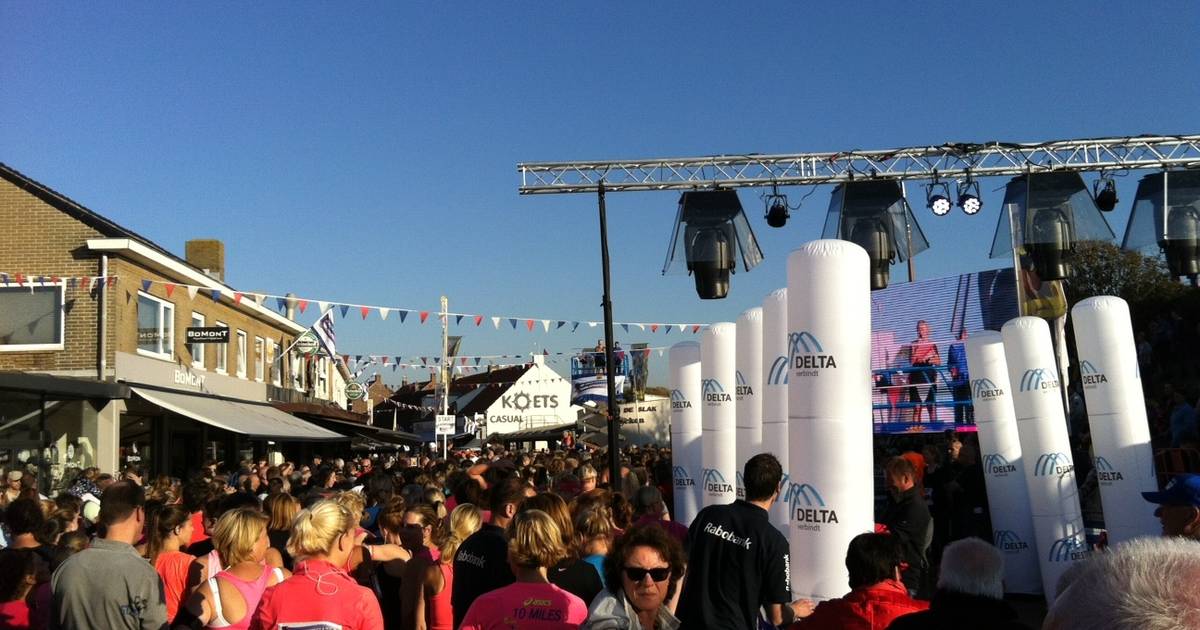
[0,441,1197,630]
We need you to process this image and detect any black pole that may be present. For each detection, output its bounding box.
[597,182,621,490]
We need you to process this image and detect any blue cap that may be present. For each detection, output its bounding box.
[1142,474,1200,507]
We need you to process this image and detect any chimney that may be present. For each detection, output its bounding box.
[185,240,225,282]
[284,293,298,321]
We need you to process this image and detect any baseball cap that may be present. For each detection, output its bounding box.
[1142,474,1200,507]
[7,470,22,482]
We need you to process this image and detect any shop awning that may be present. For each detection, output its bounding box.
[131,387,345,441]
[274,402,422,446]
[487,421,578,444]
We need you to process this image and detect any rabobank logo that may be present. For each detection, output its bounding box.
[1019,368,1060,392]
[1034,452,1074,477]
[982,453,1018,476]
[993,530,1031,553]
[785,482,838,529]
[702,379,732,404]
[672,465,695,487]
[971,378,1004,400]
[1094,456,1124,483]
[767,356,789,385]
[701,467,733,494]
[1048,534,1089,562]
[789,331,837,375]
[670,388,692,410]
[1080,360,1108,388]
[735,370,754,398]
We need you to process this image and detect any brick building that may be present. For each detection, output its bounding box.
[0,163,392,492]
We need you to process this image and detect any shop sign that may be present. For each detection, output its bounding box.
[186,327,230,343]
[294,332,321,356]
[345,382,367,401]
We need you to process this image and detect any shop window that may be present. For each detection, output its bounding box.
[236,330,248,378]
[254,336,265,382]
[215,321,228,373]
[137,292,174,359]
[270,341,282,386]
[0,283,65,351]
[190,312,206,368]
[316,356,328,398]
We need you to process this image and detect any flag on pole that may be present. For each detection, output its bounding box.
[311,310,338,358]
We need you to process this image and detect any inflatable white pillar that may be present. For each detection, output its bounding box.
[787,240,874,601]
[1001,317,1088,602]
[762,289,790,537]
[965,332,1042,595]
[736,307,764,500]
[1071,297,1159,543]
[701,323,737,507]
[669,341,703,526]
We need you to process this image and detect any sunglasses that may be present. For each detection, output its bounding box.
[623,566,670,582]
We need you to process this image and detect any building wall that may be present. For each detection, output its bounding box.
[483,360,573,437]
[0,176,106,373]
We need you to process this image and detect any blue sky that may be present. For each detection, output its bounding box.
[3,2,1197,385]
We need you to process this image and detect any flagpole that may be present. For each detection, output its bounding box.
[441,295,450,460]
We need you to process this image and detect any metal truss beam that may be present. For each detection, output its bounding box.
[518,134,1200,195]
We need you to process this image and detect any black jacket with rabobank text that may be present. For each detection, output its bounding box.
[451,523,515,628]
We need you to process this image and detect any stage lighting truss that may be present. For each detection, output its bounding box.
[927,179,953,216]
[957,178,983,215]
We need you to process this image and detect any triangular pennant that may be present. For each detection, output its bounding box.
[14,273,25,287]
[66,276,76,289]
[355,355,363,362]
[162,283,175,298]
[475,315,484,327]
[141,280,152,292]
[509,318,519,329]
[420,357,428,366]
[210,289,221,302]
[456,314,465,325]
[107,276,117,287]
[398,310,409,323]
[650,324,659,333]
[636,324,645,331]
[677,324,687,334]
[572,322,581,332]
[664,325,671,335]
[692,325,701,334]
[556,321,566,329]
[492,317,501,329]
[621,324,629,333]
[317,301,330,314]
[588,322,598,328]
[234,292,244,304]
[543,349,550,356]
[186,285,199,299]
[475,357,482,366]
[298,300,309,314]
[379,307,390,321]
[50,276,60,285]
[253,294,265,306]
[339,304,350,318]
[658,349,664,357]
[381,356,389,366]
[541,320,551,332]
[525,319,535,332]
[360,306,371,320]
[0,273,7,284]
[419,311,430,324]
[276,297,287,312]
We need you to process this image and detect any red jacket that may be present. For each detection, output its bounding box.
[791,579,928,630]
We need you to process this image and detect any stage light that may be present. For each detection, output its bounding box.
[1094,177,1119,212]
[1122,170,1200,281]
[927,180,952,216]
[764,185,790,228]
[663,189,764,299]
[957,178,983,215]
[821,180,929,290]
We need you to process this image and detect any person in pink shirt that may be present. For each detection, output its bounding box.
[250,500,383,630]
[460,509,588,630]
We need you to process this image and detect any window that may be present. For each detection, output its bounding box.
[190,312,205,368]
[236,330,247,378]
[0,283,64,351]
[271,341,282,386]
[137,292,174,359]
[291,353,305,391]
[254,336,265,382]
[214,321,228,373]
[316,357,328,398]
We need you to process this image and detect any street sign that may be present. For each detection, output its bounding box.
[185,327,230,343]
[345,382,367,401]
[435,414,455,436]
[294,331,320,355]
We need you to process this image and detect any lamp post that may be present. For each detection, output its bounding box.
[597,181,621,489]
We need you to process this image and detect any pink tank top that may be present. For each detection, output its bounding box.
[427,561,454,630]
[206,566,282,630]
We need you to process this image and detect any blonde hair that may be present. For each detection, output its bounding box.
[574,508,613,547]
[212,507,269,566]
[287,500,354,559]
[440,503,482,562]
[507,509,566,569]
[334,491,366,527]
[265,493,300,532]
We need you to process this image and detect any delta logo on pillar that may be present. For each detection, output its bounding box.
[735,371,754,399]
[1019,368,1060,392]
[701,467,734,495]
[993,530,1031,553]
[785,481,838,530]
[1080,360,1108,389]
[766,356,789,386]
[735,471,745,500]
[982,453,1019,477]
[789,331,837,376]
[701,379,732,404]
[971,378,1005,400]
[1034,452,1074,477]
[672,465,695,488]
[1094,456,1124,484]
[670,389,692,410]
[1047,534,1090,562]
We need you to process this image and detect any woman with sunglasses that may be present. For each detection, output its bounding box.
[582,524,686,630]
[249,500,384,630]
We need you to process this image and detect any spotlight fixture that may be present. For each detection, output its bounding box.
[764,184,790,228]
[1094,176,1119,212]
[927,180,952,216]
[822,180,930,290]
[663,189,764,299]
[957,178,983,215]
[1122,170,1200,281]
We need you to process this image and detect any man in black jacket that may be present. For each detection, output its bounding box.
[881,456,932,594]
